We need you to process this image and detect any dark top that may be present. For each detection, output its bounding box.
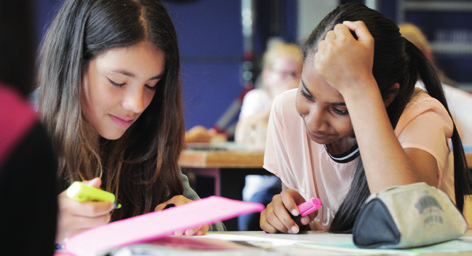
[0,84,58,256]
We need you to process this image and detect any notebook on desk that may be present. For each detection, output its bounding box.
[63,196,265,256]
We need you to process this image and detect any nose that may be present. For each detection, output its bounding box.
[304,104,329,132]
[122,86,145,113]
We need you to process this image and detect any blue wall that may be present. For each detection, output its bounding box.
[163,0,245,131]
[163,0,298,132]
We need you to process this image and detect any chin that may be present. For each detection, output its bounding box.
[100,131,126,140]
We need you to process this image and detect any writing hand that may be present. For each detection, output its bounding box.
[155,195,209,236]
[260,189,315,234]
[56,178,115,244]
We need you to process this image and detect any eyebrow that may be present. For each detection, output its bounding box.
[301,79,346,107]
[112,69,163,81]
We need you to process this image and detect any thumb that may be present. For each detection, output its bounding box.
[83,177,102,188]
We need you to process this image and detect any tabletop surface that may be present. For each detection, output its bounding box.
[99,230,472,256]
[180,144,472,169]
[179,143,264,168]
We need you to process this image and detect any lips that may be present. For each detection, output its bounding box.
[109,115,135,129]
[309,131,329,140]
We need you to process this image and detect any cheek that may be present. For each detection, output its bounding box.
[143,91,156,109]
[81,77,95,120]
[295,94,306,116]
[334,118,354,136]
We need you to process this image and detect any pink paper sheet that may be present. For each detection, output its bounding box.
[64,196,265,255]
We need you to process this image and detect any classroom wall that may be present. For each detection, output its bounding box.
[163,0,299,132]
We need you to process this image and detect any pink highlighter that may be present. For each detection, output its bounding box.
[298,198,322,217]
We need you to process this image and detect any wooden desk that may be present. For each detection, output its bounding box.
[465,145,472,169]
[466,152,472,169]
[180,143,270,231]
[179,147,264,168]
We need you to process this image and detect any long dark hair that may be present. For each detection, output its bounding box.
[38,0,185,221]
[303,3,469,233]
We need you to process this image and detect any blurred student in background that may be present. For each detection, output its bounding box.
[236,40,303,231]
[235,40,303,148]
[399,23,472,145]
[0,1,58,254]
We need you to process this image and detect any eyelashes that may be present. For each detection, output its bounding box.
[108,78,125,87]
[300,89,348,116]
[108,78,157,90]
[301,89,313,100]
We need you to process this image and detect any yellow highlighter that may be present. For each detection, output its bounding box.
[66,181,121,209]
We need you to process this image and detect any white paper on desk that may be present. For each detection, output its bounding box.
[101,235,283,256]
[297,239,472,255]
[63,196,265,256]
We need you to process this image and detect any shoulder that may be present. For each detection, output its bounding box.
[404,88,449,117]
[396,88,453,134]
[246,88,269,97]
[272,89,298,115]
[267,89,302,138]
[273,88,297,107]
[243,89,271,102]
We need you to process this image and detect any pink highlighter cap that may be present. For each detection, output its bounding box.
[298,198,322,217]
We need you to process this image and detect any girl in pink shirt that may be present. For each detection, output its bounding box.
[260,3,469,234]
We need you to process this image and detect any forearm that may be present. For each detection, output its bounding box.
[342,83,420,193]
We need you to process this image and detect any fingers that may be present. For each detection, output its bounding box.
[260,193,301,234]
[154,195,193,211]
[56,191,113,243]
[62,211,112,229]
[155,196,209,236]
[342,21,374,45]
[261,201,291,233]
[154,202,169,212]
[300,209,318,226]
[324,29,336,41]
[323,22,373,47]
[83,177,102,188]
[183,225,209,236]
[314,20,375,93]
[281,190,316,227]
[60,192,115,216]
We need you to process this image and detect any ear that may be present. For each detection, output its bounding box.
[384,83,400,108]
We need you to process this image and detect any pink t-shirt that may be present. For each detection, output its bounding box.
[263,88,454,230]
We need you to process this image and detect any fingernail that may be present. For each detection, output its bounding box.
[291,226,299,233]
[301,216,308,225]
[291,209,298,216]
